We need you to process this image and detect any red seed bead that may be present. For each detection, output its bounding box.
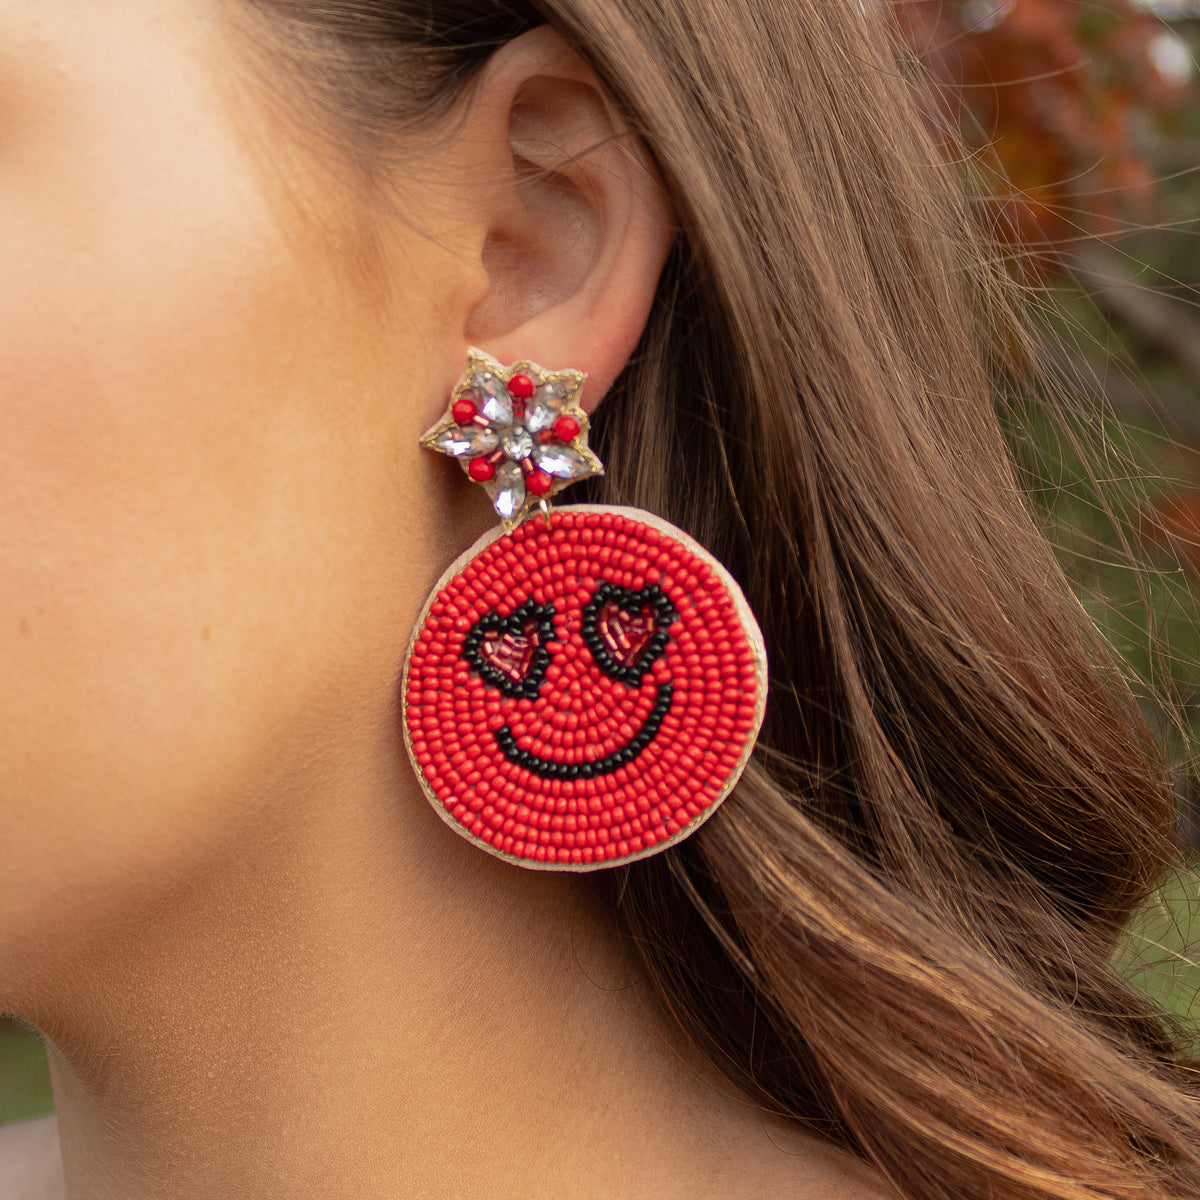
[452,398,477,424]
[508,373,535,399]
[526,469,553,496]
[552,414,581,442]
[468,457,496,482]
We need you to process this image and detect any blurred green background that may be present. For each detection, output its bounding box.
[2,0,1199,1127]
[0,1023,52,1124]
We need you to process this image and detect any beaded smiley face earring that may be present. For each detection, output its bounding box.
[402,348,767,871]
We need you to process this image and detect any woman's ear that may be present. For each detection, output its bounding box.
[451,26,676,410]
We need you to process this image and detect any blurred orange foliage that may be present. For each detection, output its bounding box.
[891,0,1188,253]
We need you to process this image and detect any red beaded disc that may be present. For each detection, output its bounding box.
[403,505,767,871]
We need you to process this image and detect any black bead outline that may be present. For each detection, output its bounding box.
[580,581,677,687]
[461,598,558,700]
[493,683,674,779]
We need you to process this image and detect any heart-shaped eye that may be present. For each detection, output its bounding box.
[462,599,557,699]
[596,602,657,664]
[582,582,676,686]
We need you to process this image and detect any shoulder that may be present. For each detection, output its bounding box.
[0,1117,64,1200]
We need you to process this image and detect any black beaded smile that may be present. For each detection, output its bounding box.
[493,683,674,779]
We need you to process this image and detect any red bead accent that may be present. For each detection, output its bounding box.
[508,373,535,399]
[526,470,553,496]
[552,414,581,442]
[452,398,477,424]
[468,457,495,482]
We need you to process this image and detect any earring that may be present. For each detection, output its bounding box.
[402,348,767,871]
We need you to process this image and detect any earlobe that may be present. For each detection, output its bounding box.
[458,27,675,411]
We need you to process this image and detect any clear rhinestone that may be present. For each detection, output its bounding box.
[535,443,591,479]
[432,425,499,458]
[524,385,565,433]
[480,389,513,426]
[501,426,534,460]
[488,461,527,520]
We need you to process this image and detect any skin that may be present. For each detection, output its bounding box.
[0,1,894,1196]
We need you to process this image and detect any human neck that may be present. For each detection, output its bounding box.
[28,755,846,1200]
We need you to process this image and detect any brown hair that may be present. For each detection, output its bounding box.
[237,1,1200,1195]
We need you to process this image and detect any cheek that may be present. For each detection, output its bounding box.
[405,508,766,870]
[0,3,446,957]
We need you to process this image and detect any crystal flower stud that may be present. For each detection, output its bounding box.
[421,348,604,524]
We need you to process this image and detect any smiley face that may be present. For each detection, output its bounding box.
[463,580,678,779]
[403,506,766,871]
